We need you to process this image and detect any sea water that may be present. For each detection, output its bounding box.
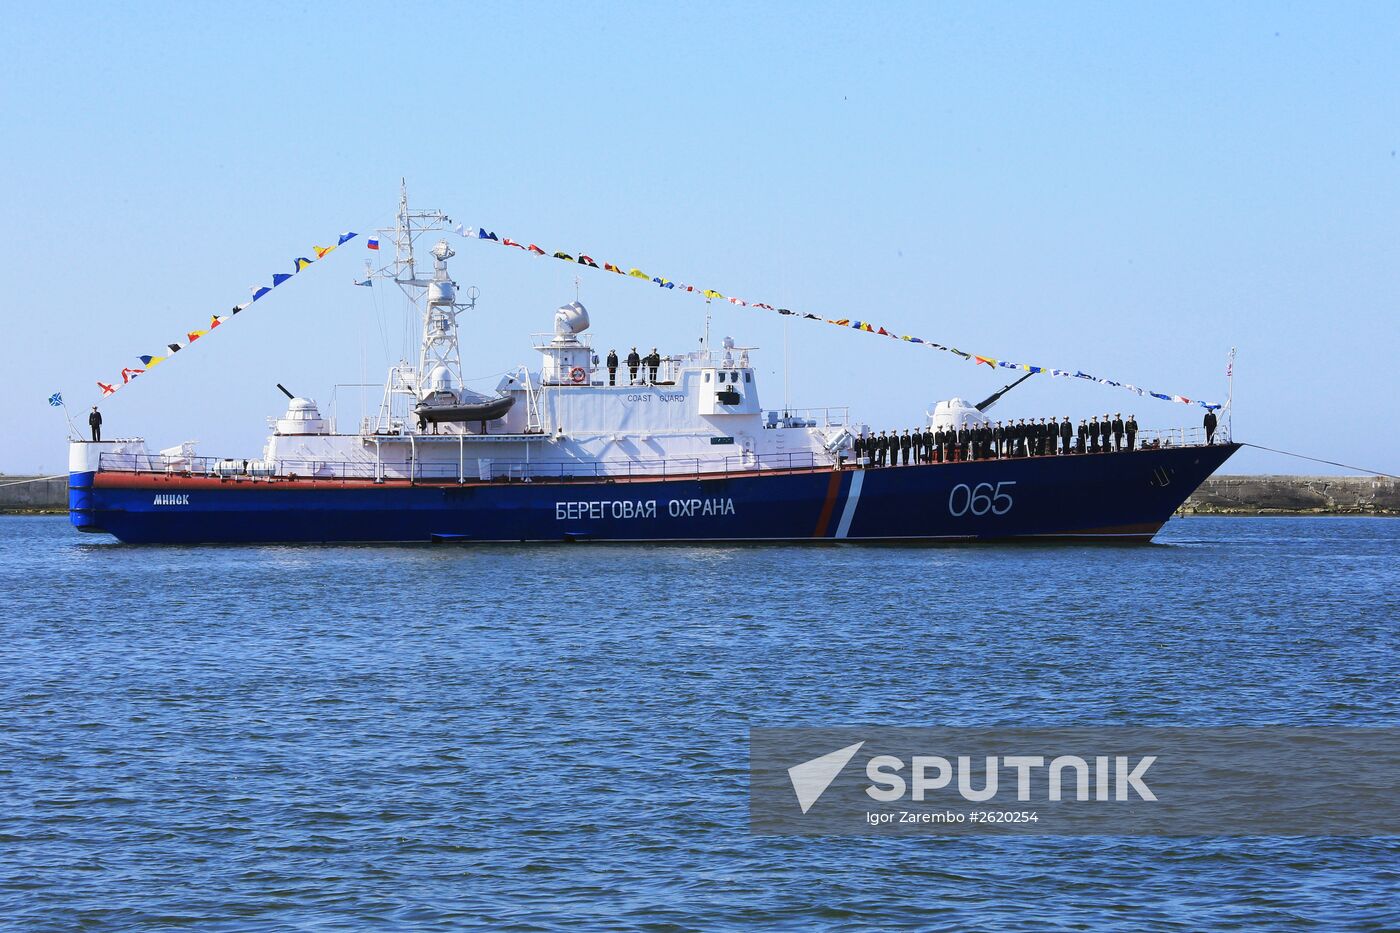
[1,515,1396,930]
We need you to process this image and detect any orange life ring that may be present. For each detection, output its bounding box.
[569,366,587,384]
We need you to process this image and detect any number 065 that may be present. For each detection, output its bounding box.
[948,481,1016,517]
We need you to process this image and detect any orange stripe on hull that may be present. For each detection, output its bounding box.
[811,470,844,537]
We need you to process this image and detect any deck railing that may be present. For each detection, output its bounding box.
[94,450,828,484]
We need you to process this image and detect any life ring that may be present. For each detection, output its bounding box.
[569,366,587,385]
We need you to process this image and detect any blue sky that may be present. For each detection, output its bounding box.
[2,2,1396,475]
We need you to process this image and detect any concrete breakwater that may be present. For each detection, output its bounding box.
[1,473,1396,516]
[1182,475,1398,515]
[0,475,68,513]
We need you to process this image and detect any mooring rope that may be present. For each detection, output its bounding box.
[0,474,67,488]
[1240,443,1398,480]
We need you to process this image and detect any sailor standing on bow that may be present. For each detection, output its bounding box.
[606,349,619,386]
[626,347,640,385]
[89,406,102,442]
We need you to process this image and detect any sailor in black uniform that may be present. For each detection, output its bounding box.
[852,432,865,466]
[1204,409,1218,444]
[933,426,946,462]
[89,406,102,442]
[1077,418,1088,453]
[606,349,619,386]
[1058,416,1072,454]
[1040,418,1053,456]
[1112,413,1125,452]
[647,348,661,384]
[989,421,1002,458]
[626,347,640,385]
[1125,414,1138,451]
[899,429,912,465]
[922,426,934,463]
[1088,416,1101,452]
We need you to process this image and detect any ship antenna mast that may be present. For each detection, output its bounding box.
[364,181,465,431]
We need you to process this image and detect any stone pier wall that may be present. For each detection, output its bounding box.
[0,475,68,512]
[1182,475,1399,515]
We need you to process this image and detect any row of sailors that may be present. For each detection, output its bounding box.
[852,415,1142,466]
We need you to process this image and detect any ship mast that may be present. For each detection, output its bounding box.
[366,181,471,433]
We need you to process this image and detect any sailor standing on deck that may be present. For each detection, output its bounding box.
[1204,409,1218,444]
[626,347,640,384]
[89,406,102,442]
[922,426,933,463]
[933,426,946,463]
[877,431,890,467]
[1112,414,1125,452]
[853,432,865,466]
[1125,414,1138,451]
[899,429,912,465]
[992,421,1004,459]
[1088,416,1101,452]
[1077,418,1088,453]
[1059,416,1072,454]
[606,349,619,386]
[647,348,661,384]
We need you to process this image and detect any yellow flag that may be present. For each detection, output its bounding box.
[628,268,649,279]
[314,245,336,259]
[702,289,724,299]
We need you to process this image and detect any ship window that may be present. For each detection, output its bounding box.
[730,372,739,382]
[704,371,711,383]
[717,372,726,383]
[744,372,752,383]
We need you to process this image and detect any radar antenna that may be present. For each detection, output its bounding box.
[363,182,478,433]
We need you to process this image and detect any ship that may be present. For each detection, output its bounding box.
[68,191,1238,544]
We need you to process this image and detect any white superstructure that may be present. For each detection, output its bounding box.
[245,189,852,483]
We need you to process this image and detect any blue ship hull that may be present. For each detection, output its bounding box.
[69,443,1238,544]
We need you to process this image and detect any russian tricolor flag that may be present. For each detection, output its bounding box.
[367,237,380,251]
